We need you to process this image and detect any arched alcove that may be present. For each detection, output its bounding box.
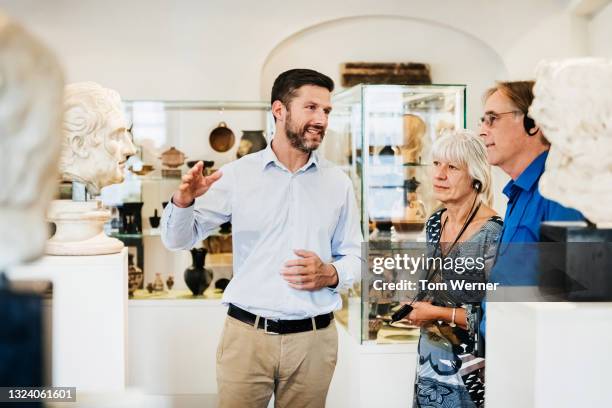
[261,15,507,128]
[261,15,510,213]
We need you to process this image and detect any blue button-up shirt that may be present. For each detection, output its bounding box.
[161,141,363,320]
[481,151,584,336]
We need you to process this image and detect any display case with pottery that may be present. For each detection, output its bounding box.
[327,83,466,344]
[115,100,273,302]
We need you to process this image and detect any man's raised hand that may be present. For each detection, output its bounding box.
[173,161,223,208]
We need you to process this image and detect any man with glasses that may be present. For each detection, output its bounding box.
[478,81,583,338]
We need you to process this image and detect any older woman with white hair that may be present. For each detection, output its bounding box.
[406,130,502,408]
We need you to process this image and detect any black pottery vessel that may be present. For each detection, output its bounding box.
[184,248,213,296]
[118,202,144,234]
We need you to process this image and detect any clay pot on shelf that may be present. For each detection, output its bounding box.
[129,164,154,176]
[146,283,154,294]
[149,209,160,229]
[215,278,230,292]
[219,221,232,234]
[184,248,213,296]
[166,275,174,291]
[127,253,143,297]
[236,130,267,159]
[160,146,187,169]
[118,202,144,234]
[186,160,215,176]
[153,273,164,292]
[209,122,235,153]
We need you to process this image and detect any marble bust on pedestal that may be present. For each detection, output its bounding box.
[46,82,137,255]
[60,82,136,195]
[530,58,612,227]
[0,13,64,271]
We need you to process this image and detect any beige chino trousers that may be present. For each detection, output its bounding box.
[216,315,338,408]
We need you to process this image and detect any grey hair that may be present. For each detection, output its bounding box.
[432,129,493,206]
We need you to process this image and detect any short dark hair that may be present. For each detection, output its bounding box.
[271,68,334,107]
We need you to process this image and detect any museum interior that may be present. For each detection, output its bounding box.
[0,1,611,407]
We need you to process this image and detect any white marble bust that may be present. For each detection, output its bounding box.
[60,82,136,196]
[0,13,64,271]
[530,58,612,226]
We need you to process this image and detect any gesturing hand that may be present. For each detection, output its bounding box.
[281,249,338,291]
[173,161,223,208]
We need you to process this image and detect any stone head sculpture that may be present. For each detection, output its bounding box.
[0,14,64,271]
[530,58,612,226]
[60,82,136,196]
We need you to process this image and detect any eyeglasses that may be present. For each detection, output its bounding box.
[479,110,522,127]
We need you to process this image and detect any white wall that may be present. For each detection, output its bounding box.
[261,15,507,136]
[589,2,612,56]
[0,0,595,101]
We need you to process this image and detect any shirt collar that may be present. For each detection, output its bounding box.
[261,139,320,172]
[503,150,548,198]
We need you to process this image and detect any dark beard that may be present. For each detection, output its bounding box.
[285,116,325,153]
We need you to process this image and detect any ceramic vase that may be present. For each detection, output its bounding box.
[184,248,213,296]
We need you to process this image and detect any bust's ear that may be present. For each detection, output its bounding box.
[68,134,89,159]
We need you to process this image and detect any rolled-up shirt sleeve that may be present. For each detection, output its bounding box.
[161,165,233,251]
[329,178,363,292]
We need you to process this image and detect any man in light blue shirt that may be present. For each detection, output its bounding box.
[161,69,362,408]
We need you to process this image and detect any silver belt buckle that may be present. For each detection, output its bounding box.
[264,319,279,335]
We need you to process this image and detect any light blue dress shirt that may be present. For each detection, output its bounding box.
[161,141,363,320]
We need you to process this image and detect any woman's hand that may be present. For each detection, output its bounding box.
[404,301,442,326]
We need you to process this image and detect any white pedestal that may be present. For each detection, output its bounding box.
[7,249,128,392]
[485,302,612,408]
[46,199,124,256]
[127,298,227,396]
[328,323,418,408]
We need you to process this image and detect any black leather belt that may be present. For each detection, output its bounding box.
[228,304,333,335]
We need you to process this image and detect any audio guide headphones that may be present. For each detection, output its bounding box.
[523,112,538,136]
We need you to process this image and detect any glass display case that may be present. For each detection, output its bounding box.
[325,84,466,343]
[99,100,273,299]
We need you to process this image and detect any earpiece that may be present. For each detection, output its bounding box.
[473,180,482,192]
[523,113,538,136]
